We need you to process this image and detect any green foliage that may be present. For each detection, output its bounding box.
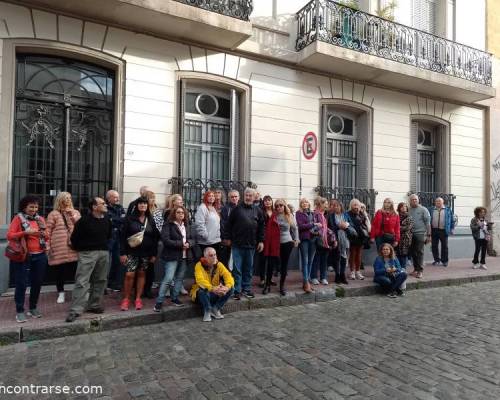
[375,1,397,21]
[335,286,346,297]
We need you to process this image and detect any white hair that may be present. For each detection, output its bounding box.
[244,187,256,196]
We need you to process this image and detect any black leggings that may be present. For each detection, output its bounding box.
[54,261,77,292]
[265,242,294,288]
[473,239,488,265]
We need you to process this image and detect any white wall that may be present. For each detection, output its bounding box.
[455,0,485,50]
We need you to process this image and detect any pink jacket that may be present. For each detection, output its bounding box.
[46,209,81,266]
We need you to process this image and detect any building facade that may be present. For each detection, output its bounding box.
[0,0,494,291]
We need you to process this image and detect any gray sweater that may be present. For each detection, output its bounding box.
[193,204,221,245]
[277,214,299,244]
[409,205,431,237]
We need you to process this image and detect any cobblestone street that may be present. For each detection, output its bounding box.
[2,281,500,400]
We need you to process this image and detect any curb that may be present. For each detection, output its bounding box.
[1,274,499,346]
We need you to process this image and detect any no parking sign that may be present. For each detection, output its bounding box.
[302,131,318,160]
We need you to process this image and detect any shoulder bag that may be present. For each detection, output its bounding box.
[127,218,148,248]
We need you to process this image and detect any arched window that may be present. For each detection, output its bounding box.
[13,54,114,216]
[410,118,450,193]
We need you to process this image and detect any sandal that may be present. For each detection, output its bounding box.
[120,299,129,311]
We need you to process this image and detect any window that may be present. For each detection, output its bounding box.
[410,120,449,193]
[321,105,370,189]
[412,0,437,34]
[13,55,114,217]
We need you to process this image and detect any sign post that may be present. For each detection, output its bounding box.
[299,131,318,201]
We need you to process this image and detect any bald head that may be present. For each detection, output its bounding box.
[106,190,120,205]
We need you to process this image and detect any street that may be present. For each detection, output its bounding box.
[1,281,500,400]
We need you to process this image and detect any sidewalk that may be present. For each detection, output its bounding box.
[0,258,499,345]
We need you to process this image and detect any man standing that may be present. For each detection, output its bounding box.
[223,188,264,299]
[408,194,431,279]
[126,185,151,216]
[219,190,240,267]
[66,197,112,322]
[106,190,125,291]
[429,197,454,267]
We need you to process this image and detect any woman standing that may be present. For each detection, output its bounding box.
[194,191,221,254]
[214,189,224,214]
[370,198,400,250]
[262,195,280,294]
[120,197,160,311]
[310,197,331,285]
[396,202,414,269]
[155,206,194,310]
[46,192,81,304]
[7,196,49,322]
[470,206,490,269]
[143,190,164,298]
[164,194,184,220]
[345,199,369,280]
[296,198,320,293]
[274,199,299,295]
[328,199,349,284]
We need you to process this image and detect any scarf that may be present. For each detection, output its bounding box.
[20,212,47,249]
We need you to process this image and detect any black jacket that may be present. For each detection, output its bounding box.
[71,214,112,251]
[224,203,265,248]
[220,202,237,240]
[107,203,125,236]
[160,221,195,262]
[120,214,160,257]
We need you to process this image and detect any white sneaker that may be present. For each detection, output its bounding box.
[311,279,320,285]
[472,263,480,269]
[349,271,356,280]
[480,264,488,270]
[210,308,224,319]
[180,286,188,295]
[320,279,329,285]
[57,292,65,304]
[355,272,365,280]
[203,311,212,322]
[327,266,334,272]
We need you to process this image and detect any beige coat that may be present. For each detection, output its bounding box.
[47,209,81,266]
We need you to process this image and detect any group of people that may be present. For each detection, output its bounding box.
[5,185,491,323]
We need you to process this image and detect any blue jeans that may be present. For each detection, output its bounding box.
[231,246,255,294]
[299,239,316,283]
[311,246,329,281]
[12,253,47,313]
[156,259,187,303]
[373,271,407,293]
[108,234,123,289]
[397,255,408,270]
[196,288,233,313]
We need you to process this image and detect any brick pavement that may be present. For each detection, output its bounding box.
[0,257,499,345]
[1,280,500,399]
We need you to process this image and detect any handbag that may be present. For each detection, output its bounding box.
[127,218,148,248]
[380,213,394,243]
[5,238,27,262]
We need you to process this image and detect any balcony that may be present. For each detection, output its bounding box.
[314,186,378,218]
[17,0,254,49]
[296,0,495,102]
[169,177,257,221]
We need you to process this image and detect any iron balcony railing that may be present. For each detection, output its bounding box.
[169,177,257,220]
[315,185,378,218]
[407,191,456,216]
[174,0,253,21]
[296,0,492,86]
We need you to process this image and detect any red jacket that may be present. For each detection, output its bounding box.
[370,210,400,242]
[263,212,280,257]
[7,215,49,254]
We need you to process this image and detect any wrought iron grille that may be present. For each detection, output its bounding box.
[13,55,114,217]
[417,149,435,192]
[326,138,357,188]
[169,177,256,221]
[314,185,378,218]
[407,191,456,216]
[296,0,492,86]
[174,0,253,21]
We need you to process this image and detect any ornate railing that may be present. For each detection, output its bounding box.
[174,0,253,21]
[407,191,456,216]
[169,177,257,220]
[296,0,492,86]
[315,186,378,218]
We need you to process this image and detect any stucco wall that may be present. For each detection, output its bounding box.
[0,1,486,230]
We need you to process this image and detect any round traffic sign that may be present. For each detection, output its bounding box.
[302,131,318,160]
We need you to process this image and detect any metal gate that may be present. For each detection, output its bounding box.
[12,55,114,217]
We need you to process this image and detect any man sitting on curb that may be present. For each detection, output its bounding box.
[190,247,234,322]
